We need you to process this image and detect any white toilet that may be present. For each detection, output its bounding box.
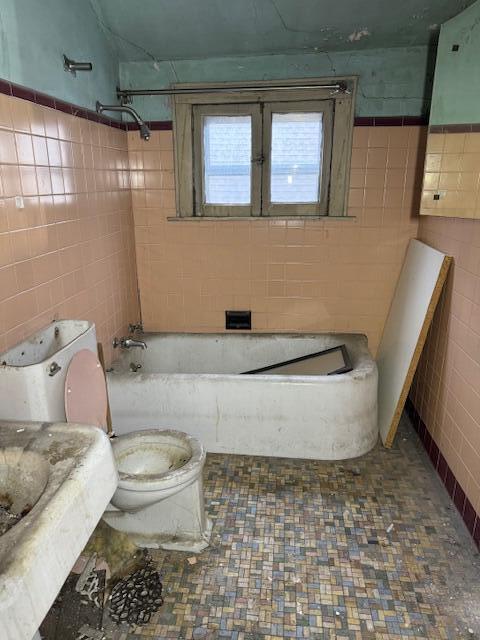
[102,429,212,551]
[64,349,212,552]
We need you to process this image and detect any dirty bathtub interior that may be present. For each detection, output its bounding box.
[107,332,378,460]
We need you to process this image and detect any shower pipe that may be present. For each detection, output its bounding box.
[96,101,151,140]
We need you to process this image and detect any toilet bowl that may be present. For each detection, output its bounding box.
[64,349,212,552]
[102,429,212,551]
[110,429,205,510]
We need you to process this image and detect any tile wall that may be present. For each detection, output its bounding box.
[0,92,139,365]
[421,130,480,219]
[411,213,480,527]
[129,125,426,355]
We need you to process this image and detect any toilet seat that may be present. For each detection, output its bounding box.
[65,349,108,430]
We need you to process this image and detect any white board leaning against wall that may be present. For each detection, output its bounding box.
[377,239,452,447]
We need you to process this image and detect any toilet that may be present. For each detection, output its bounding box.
[64,349,212,552]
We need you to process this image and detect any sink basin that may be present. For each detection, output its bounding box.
[0,450,49,536]
[0,421,117,640]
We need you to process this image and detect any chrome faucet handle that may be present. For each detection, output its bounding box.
[113,336,147,350]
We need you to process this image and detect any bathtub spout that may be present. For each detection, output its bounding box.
[113,337,147,350]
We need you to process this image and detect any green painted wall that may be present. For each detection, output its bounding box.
[430,0,480,125]
[0,1,436,122]
[0,0,119,110]
[119,45,434,121]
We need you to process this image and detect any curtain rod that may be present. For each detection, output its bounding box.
[117,83,347,99]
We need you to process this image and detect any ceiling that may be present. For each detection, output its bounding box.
[91,0,474,62]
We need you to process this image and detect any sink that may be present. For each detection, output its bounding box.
[0,421,117,640]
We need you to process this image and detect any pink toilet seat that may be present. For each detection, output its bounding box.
[65,349,108,430]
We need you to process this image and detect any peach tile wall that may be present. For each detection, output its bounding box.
[128,125,425,355]
[411,214,480,514]
[421,132,480,219]
[0,93,139,365]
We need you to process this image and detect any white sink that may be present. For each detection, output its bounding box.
[0,420,118,640]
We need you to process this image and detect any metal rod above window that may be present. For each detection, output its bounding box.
[117,83,347,100]
[172,77,357,218]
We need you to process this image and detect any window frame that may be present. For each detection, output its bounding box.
[173,77,357,219]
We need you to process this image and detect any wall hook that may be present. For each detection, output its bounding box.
[63,54,93,76]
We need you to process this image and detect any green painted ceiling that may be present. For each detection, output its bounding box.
[92,0,474,61]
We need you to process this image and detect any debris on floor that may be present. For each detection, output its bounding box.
[108,559,164,625]
[75,554,98,594]
[75,625,106,640]
[40,571,105,640]
[79,571,103,608]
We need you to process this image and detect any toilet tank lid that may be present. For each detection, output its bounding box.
[65,349,108,431]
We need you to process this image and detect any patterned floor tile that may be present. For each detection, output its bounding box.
[130,416,479,640]
[45,415,480,640]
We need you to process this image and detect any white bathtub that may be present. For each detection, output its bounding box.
[107,333,378,460]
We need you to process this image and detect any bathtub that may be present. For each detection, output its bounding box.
[107,333,378,460]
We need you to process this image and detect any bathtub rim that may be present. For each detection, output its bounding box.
[109,331,376,382]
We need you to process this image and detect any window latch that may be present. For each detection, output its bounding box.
[252,154,265,164]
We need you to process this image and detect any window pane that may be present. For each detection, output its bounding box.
[270,112,323,203]
[203,115,252,205]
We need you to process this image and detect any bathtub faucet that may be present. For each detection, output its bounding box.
[113,337,147,350]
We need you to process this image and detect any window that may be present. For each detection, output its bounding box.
[263,102,332,216]
[270,111,324,204]
[174,78,356,218]
[202,113,252,205]
[193,104,261,216]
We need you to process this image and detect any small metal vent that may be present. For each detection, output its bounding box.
[225,310,251,330]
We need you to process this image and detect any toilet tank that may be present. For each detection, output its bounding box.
[0,320,98,422]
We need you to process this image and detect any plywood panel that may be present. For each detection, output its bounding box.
[377,239,452,447]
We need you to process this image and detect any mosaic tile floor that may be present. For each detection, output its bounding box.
[47,415,480,640]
